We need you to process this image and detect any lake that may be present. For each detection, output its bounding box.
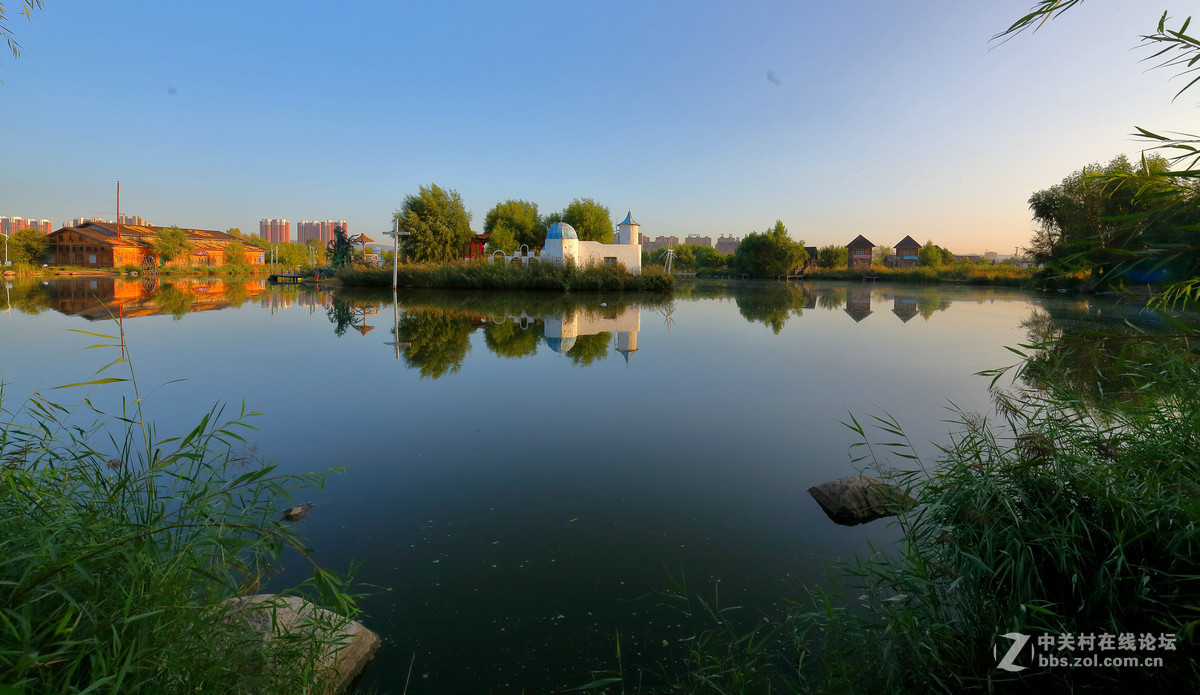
[0,276,1159,693]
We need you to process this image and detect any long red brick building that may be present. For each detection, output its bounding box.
[49,221,265,268]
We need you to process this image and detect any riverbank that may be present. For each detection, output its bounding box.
[338,260,674,291]
[783,264,1038,286]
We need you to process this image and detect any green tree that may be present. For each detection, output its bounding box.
[9,227,48,264]
[693,245,728,272]
[872,245,894,266]
[1,0,41,70]
[327,225,359,268]
[817,244,848,269]
[1026,155,1166,265]
[152,226,194,265]
[275,241,309,267]
[560,198,613,243]
[397,184,474,263]
[395,309,474,378]
[732,221,807,277]
[305,238,327,266]
[484,321,542,359]
[565,332,610,367]
[484,199,541,253]
[918,240,943,268]
[223,239,252,273]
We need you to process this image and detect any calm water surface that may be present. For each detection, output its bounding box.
[0,276,1158,693]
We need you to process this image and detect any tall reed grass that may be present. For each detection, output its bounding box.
[0,321,359,694]
[338,259,674,291]
[788,344,1200,692]
[806,264,1035,286]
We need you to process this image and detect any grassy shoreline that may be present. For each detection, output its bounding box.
[336,260,674,291]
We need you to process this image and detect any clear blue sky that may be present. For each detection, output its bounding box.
[1,1,1194,254]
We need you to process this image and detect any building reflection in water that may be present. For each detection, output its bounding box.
[51,277,267,320]
[541,305,641,363]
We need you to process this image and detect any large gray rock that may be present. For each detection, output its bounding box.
[225,593,380,693]
[808,474,915,526]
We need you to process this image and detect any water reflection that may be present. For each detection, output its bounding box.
[314,289,659,377]
[1015,295,1177,408]
[35,276,267,321]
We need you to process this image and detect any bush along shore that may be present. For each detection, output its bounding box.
[801,264,1037,287]
[0,322,363,694]
[336,259,674,291]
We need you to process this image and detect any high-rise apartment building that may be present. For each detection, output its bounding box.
[2,217,53,235]
[61,216,150,230]
[259,219,291,244]
[296,220,348,246]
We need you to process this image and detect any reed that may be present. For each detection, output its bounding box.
[337,259,674,291]
[0,320,359,694]
[789,342,1200,692]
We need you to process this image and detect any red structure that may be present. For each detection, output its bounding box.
[467,233,489,260]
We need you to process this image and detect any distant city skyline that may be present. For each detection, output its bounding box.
[2,3,1193,256]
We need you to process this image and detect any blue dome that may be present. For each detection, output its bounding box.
[545,335,576,353]
[546,222,578,240]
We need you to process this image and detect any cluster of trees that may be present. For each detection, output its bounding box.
[5,227,50,264]
[731,221,808,277]
[226,229,328,268]
[1017,5,1200,298]
[1026,153,1187,285]
[480,196,615,254]
[641,244,730,273]
[390,184,623,262]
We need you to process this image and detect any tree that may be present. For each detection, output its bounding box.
[1026,155,1165,263]
[693,245,728,272]
[1004,4,1200,300]
[817,244,848,269]
[1,1,42,71]
[305,238,327,266]
[732,221,807,277]
[872,245,894,266]
[560,198,613,243]
[9,227,48,264]
[327,225,359,268]
[484,199,541,253]
[918,241,943,268]
[152,226,194,265]
[397,184,473,263]
[223,239,252,273]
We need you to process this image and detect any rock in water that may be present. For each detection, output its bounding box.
[808,474,915,526]
[281,502,314,522]
[223,593,380,694]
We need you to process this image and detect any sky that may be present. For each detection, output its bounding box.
[1,1,1196,254]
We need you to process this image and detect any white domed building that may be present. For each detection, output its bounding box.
[540,212,642,274]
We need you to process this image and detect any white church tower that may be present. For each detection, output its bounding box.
[616,211,640,246]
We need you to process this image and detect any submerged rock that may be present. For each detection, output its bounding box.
[224,593,380,694]
[281,502,314,522]
[808,474,915,526]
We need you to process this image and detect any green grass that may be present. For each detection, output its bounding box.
[805,264,1036,286]
[337,259,674,291]
[0,321,359,694]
